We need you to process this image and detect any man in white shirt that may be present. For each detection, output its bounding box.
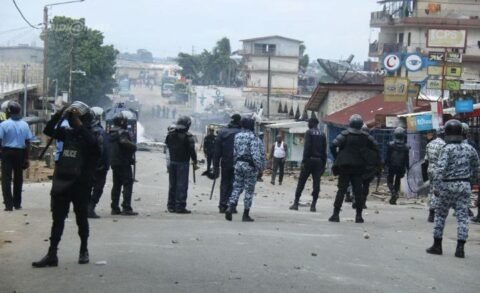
[270,135,288,185]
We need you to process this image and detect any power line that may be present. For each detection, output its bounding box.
[11,0,40,29]
[0,26,29,36]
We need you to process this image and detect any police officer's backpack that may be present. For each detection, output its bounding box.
[51,132,85,194]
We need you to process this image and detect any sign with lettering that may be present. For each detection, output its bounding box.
[427,29,467,48]
[415,114,433,131]
[427,79,442,90]
[428,52,444,62]
[455,100,474,113]
[445,80,461,91]
[445,66,462,77]
[383,54,402,72]
[404,54,424,72]
[446,52,462,63]
[384,77,408,102]
[428,66,443,76]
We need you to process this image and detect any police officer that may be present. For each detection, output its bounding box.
[87,107,110,218]
[270,135,288,185]
[427,119,479,258]
[328,114,378,223]
[109,111,138,216]
[0,101,33,211]
[213,114,242,213]
[289,118,327,212]
[225,117,265,222]
[165,116,197,213]
[385,127,410,205]
[424,127,445,223]
[202,126,216,174]
[461,123,478,218]
[354,124,381,210]
[33,101,100,267]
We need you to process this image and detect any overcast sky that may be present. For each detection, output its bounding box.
[1,0,381,62]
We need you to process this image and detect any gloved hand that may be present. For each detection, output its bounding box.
[433,190,439,197]
[22,160,30,170]
[213,168,220,179]
[192,161,200,171]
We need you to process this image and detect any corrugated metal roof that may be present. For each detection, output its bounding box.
[240,35,303,43]
[265,121,307,129]
[322,94,430,126]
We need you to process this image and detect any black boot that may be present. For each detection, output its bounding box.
[231,206,238,214]
[468,208,474,217]
[426,237,443,255]
[79,250,89,264]
[355,209,364,223]
[289,199,299,211]
[428,209,435,223]
[32,247,58,268]
[87,203,100,219]
[389,191,398,205]
[328,208,340,222]
[310,199,317,212]
[225,206,233,221]
[242,209,254,222]
[344,193,352,203]
[455,240,466,258]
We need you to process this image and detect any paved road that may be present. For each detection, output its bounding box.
[1,150,479,293]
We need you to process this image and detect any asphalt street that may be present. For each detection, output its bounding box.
[1,150,479,293]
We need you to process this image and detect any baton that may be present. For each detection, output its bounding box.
[192,163,197,184]
[209,177,216,200]
[38,117,65,160]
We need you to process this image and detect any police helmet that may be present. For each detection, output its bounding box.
[394,127,405,139]
[230,113,241,125]
[112,112,128,128]
[1,101,10,112]
[241,117,255,131]
[461,122,469,138]
[308,117,319,129]
[6,101,22,119]
[176,116,192,131]
[91,106,104,117]
[444,119,463,143]
[67,101,90,116]
[349,114,363,130]
[437,126,445,138]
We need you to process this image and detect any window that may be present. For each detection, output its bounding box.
[254,43,276,55]
[407,32,411,46]
[398,33,404,46]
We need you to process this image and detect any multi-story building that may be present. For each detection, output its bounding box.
[240,36,302,95]
[369,0,480,84]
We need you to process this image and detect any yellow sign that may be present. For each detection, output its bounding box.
[406,116,416,131]
[427,29,467,48]
[428,66,443,76]
[427,79,442,90]
[445,66,462,77]
[445,80,461,91]
[384,77,408,102]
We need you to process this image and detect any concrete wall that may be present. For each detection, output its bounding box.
[415,0,480,17]
[247,72,298,92]
[318,90,381,119]
[244,56,298,73]
[0,47,43,64]
[242,37,301,57]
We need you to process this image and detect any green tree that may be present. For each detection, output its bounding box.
[177,37,238,86]
[299,44,309,72]
[46,17,117,107]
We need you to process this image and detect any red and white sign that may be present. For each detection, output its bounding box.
[383,54,401,72]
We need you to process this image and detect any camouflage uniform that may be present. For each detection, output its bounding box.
[425,137,445,209]
[432,143,479,241]
[228,130,265,209]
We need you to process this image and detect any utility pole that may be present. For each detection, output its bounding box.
[23,64,28,117]
[266,45,271,119]
[42,6,48,112]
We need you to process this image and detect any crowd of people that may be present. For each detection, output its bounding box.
[0,101,479,267]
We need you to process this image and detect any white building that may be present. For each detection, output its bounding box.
[370,0,480,83]
[240,36,302,95]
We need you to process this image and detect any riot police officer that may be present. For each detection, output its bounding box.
[0,101,33,211]
[87,107,110,218]
[165,116,197,213]
[213,114,242,213]
[329,114,378,223]
[289,118,327,212]
[109,111,138,216]
[385,127,410,205]
[225,117,265,222]
[33,101,100,267]
[424,127,445,222]
[203,126,216,174]
[427,119,479,258]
